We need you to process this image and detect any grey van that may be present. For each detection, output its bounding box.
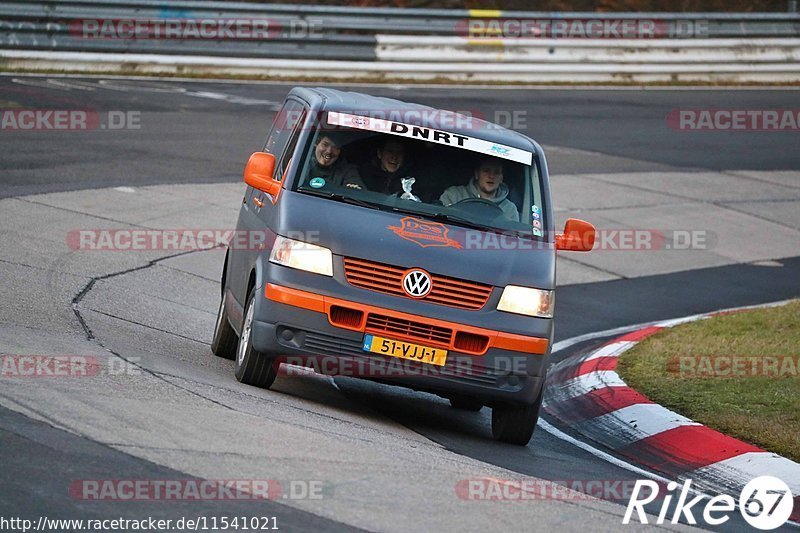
[211,87,595,445]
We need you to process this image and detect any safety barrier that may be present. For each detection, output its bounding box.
[1,0,799,82]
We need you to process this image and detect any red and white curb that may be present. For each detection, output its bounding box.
[543,303,800,522]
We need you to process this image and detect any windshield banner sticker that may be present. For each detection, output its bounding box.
[389,217,463,249]
[327,111,533,165]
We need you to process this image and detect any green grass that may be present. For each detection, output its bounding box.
[616,300,800,462]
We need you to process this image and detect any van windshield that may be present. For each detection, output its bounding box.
[293,114,546,238]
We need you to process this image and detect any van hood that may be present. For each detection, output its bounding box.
[277,192,555,290]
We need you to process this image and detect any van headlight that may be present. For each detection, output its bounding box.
[497,286,554,318]
[269,236,333,277]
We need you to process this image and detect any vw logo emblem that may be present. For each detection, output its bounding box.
[402,269,432,298]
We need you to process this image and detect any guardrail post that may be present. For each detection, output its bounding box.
[791,0,799,13]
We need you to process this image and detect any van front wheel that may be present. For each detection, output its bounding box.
[211,294,237,360]
[234,288,277,389]
[491,390,543,446]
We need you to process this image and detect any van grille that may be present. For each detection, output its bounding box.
[365,313,453,347]
[344,257,492,311]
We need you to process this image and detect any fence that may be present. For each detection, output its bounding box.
[1,0,799,82]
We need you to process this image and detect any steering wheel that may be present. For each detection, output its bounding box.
[452,197,504,213]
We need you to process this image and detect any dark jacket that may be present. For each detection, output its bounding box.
[307,159,364,188]
[358,160,412,195]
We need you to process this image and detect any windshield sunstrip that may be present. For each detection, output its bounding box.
[326,111,533,166]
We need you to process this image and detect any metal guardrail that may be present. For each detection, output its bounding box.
[1,0,799,82]
[1,0,800,61]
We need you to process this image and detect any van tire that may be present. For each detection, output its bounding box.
[211,294,237,360]
[449,397,483,411]
[491,386,544,446]
[234,288,277,389]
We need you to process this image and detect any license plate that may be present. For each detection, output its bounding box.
[362,334,448,367]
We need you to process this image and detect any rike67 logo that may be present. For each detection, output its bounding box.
[624,477,795,530]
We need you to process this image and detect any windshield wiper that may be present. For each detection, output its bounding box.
[414,210,508,234]
[300,189,386,210]
[428,211,534,239]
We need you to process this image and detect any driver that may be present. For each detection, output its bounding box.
[439,158,519,221]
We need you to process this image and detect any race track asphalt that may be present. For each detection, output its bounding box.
[1,75,798,532]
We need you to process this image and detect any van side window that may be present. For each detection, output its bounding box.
[264,99,304,163]
[275,108,307,180]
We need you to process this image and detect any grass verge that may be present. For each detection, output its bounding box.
[616,300,800,462]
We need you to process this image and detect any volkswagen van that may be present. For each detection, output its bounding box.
[211,87,595,445]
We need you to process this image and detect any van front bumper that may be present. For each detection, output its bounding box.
[250,283,549,406]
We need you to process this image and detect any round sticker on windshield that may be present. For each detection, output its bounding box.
[309,177,326,189]
[532,205,540,214]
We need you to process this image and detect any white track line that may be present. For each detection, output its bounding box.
[582,340,638,361]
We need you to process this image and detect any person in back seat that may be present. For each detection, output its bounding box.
[358,138,412,195]
[439,158,519,221]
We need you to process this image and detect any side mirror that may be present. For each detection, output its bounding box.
[555,218,596,252]
[243,152,281,197]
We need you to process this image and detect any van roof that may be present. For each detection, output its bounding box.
[289,86,539,155]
